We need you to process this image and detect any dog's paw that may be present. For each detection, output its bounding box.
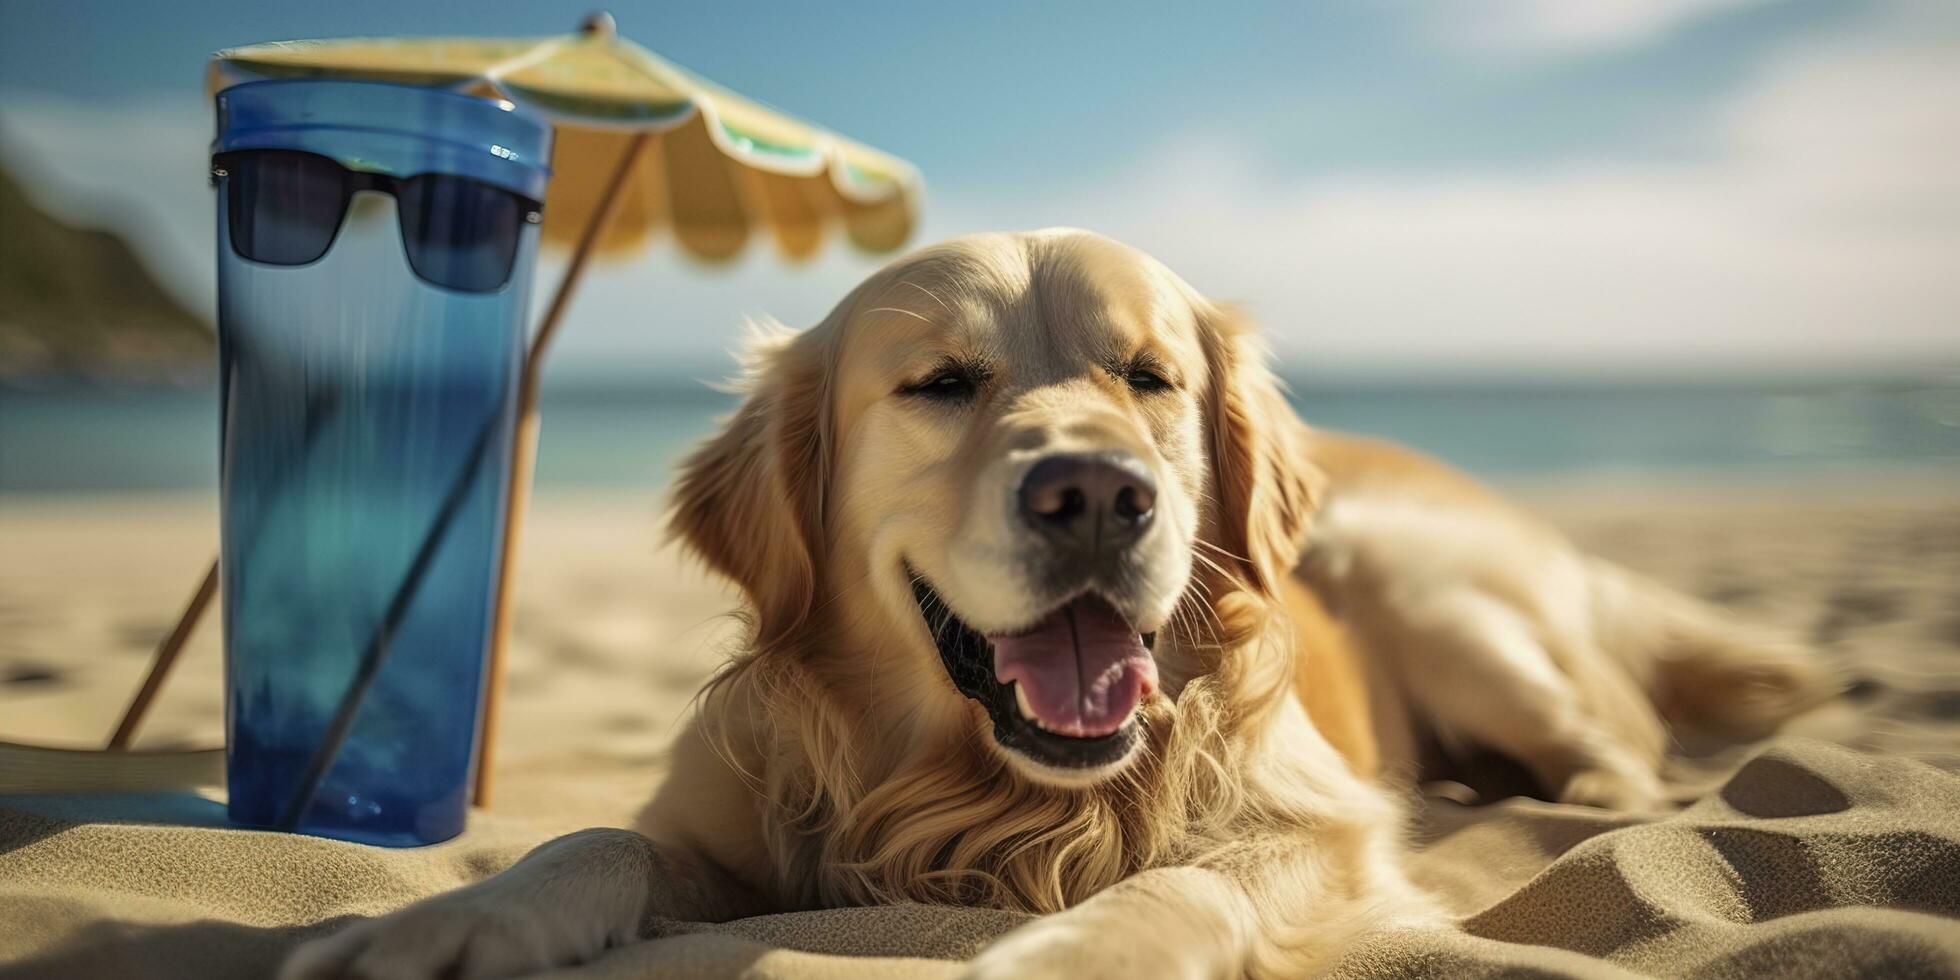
[1559,762,1668,812]
[964,917,1210,980]
[963,927,1105,980]
[279,877,636,980]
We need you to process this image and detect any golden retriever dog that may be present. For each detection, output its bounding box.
[286,229,1832,980]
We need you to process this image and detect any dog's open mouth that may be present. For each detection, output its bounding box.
[913,575,1157,771]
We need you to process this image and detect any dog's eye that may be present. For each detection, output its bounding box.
[1125,367,1173,394]
[902,366,979,402]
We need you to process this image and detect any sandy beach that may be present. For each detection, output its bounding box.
[0,491,735,831]
[3,479,1959,978]
[4,478,1956,819]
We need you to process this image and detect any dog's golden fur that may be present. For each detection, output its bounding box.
[660,231,1389,878]
[286,230,1834,980]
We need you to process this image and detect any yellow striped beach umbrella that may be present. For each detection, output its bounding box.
[207,12,920,260]
[103,13,923,808]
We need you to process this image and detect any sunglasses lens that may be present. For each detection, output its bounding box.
[396,174,529,293]
[225,151,348,267]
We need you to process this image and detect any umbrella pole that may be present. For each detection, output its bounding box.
[473,130,651,809]
[107,561,219,749]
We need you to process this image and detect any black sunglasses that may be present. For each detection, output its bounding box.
[213,149,543,294]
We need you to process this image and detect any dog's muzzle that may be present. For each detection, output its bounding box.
[1018,451,1156,571]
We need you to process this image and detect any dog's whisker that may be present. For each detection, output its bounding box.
[1177,588,1230,655]
[899,279,957,316]
[1188,549,1233,583]
[1194,538,1255,567]
[863,305,935,326]
[1167,599,1223,657]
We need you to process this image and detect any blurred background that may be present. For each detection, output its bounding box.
[3,0,1956,492]
[0,2,1955,768]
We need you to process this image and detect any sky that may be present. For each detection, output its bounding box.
[2,0,1956,379]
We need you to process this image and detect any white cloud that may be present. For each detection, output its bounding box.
[924,28,1960,373]
[1432,0,1779,55]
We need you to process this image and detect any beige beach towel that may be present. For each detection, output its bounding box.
[2,737,1956,979]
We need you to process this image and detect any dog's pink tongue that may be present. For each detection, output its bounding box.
[988,598,1157,738]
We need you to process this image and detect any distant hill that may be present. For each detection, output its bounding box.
[0,164,212,384]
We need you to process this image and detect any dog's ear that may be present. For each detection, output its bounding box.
[1198,303,1324,601]
[670,322,833,646]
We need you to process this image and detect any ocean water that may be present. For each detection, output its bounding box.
[3,375,1958,495]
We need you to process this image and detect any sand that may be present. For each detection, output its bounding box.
[5,480,1955,790]
[0,491,741,831]
[2,480,1957,977]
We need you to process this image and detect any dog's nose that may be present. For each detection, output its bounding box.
[1019,453,1157,553]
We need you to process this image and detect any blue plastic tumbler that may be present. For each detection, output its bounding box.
[212,79,552,846]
